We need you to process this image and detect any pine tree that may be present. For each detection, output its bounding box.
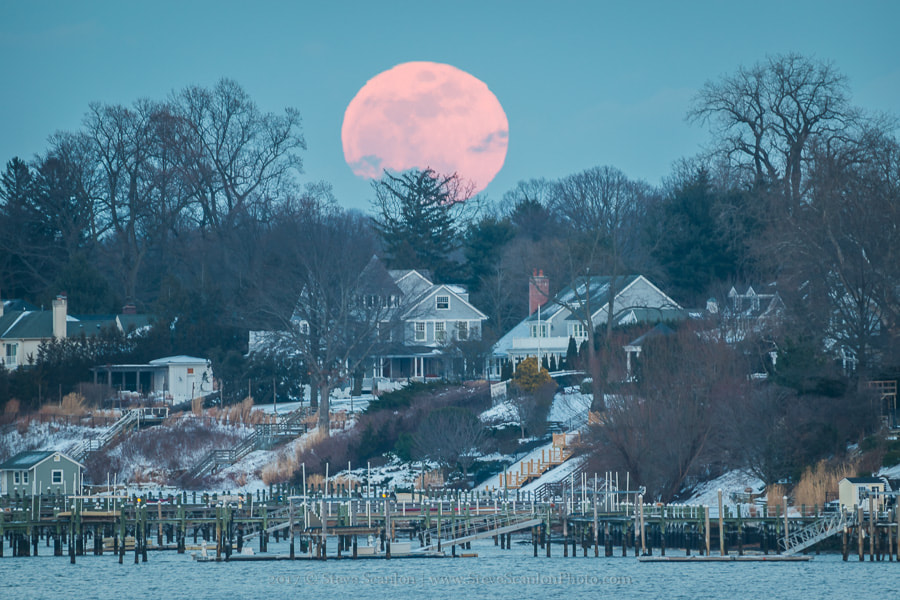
[371,169,471,281]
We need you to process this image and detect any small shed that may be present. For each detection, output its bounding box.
[838,476,887,512]
[0,450,84,497]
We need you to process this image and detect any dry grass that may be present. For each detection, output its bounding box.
[4,398,20,416]
[793,458,858,508]
[37,393,89,418]
[766,484,787,509]
[203,397,274,426]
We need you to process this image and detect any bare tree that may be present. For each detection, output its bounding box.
[688,53,862,207]
[413,406,486,483]
[253,199,398,434]
[174,78,305,233]
[585,324,743,501]
[773,129,900,371]
[546,166,655,410]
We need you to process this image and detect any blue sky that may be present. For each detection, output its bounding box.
[2,0,898,212]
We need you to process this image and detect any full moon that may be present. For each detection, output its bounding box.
[341,61,508,194]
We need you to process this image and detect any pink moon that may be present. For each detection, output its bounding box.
[341,61,509,194]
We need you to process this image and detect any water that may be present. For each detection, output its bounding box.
[3,538,898,600]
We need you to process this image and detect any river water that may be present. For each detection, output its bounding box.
[3,537,897,600]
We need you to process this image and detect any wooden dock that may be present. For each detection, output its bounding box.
[2,485,899,564]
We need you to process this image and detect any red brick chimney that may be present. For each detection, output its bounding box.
[529,269,550,315]
[122,303,137,315]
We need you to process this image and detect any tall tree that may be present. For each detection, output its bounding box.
[253,200,394,434]
[175,78,305,233]
[371,168,476,281]
[688,53,862,208]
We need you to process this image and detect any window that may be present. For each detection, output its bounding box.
[13,472,19,484]
[52,470,63,485]
[530,323,547,338]
[435,321,446,342]
[457,321,468,340]
[414,322,426,342]
[3,343,15,367]
[571,323,586,338]
[436,295,450,310]
[22,471,28,484]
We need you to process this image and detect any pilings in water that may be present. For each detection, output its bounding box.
[2,489,900,562]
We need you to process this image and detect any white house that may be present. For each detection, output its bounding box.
[490,272,686,377]
[838,477,888,512]
[91,355,214,404]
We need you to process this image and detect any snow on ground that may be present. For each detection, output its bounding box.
[0,419,106,460]
[254,392,374,416]
[479,401,516,425]
[547,389,592,423]
[678,470,764,515]
[878,462,900,480]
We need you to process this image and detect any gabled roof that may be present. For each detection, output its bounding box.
[391,269,434,298]
[400,283,487,321]
[0,450,83,470]
[0,310,54,339]
[360,255,404,297]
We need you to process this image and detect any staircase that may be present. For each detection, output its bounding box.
[780,511,853,555]
[71,409,142,462]
[181,409,310,482]
[501,433,578,490]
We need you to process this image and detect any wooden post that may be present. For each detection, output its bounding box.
[782,495,789,555]
[704,506,710,556]
[718,490,725,556]
[858,505,864,561]
[841,523,849,561]
[638,494,646,556]
[868,494,875,561]
[592,485,599,557]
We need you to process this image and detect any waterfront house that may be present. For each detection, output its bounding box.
[490,271,686,377]
[91,355,215,405]
[0,450,84,497]
[0,293,152,371]
[838,476,887,512]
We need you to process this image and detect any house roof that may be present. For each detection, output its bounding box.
[149,355,210,366]
[0,309,152,341]
[2,299,39,311]
[0,450,82,470]
[526,275,641,323]
[843,477,885,484]
[0,310,54,339]
[624,323,675,351]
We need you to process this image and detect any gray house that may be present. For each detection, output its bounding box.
[0,451,84,497]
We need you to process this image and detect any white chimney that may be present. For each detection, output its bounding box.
[52,294,67,339]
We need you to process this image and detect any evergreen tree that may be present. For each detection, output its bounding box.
[371,169,472,281]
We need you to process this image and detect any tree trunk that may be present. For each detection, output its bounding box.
[317,382,331,435]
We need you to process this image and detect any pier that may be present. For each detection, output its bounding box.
[2,482,899,563]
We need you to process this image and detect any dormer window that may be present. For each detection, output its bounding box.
[436,295,450,310]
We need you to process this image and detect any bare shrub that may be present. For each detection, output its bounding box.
[192,397,203,416]
[4,398,20,416]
